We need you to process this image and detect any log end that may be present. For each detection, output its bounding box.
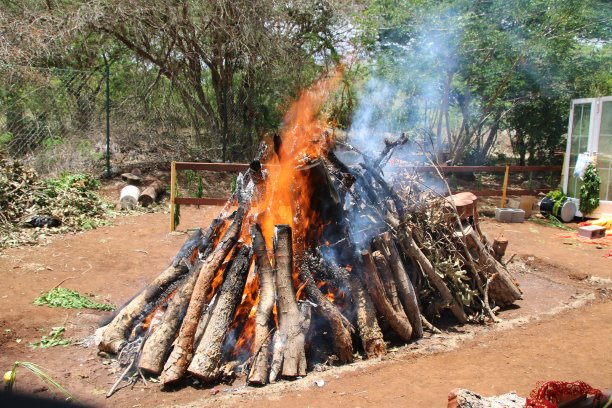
[364,337,387,359]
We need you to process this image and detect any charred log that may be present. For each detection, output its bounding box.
[98,228,204,354]
[160,208,244,385]
[188,245,252,381]
[298,264,354,364]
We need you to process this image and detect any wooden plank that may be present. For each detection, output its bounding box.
[469,189,550,197]
[175,162,560,174]
[175,197,230,206]
[387,165,562,173]
[175,162,250,172]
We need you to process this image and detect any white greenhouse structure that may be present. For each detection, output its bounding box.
[563,96,612,217]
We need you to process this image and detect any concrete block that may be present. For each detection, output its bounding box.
[510,209,525,223]
[578,225,606,239]
[495,208,513,223]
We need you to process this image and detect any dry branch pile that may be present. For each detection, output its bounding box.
[96,76,521,392]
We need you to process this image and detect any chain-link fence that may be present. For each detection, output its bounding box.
[1,62,254,176]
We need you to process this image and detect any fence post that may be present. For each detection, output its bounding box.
[170,161,177,232]
[103,54,111,178]
[500,164,509,208]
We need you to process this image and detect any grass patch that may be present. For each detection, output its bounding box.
[34,287,114,311]
[29,327,70,349]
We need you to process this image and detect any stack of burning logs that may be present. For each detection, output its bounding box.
[96,133,521,392]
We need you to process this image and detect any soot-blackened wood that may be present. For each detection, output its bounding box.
[188,245,252,381]
[138,179,165,207]
[298,265,354,364]
[161,208,244,385]
[378,233,423,338]
[398,228,468,324]
[347,272,386,358]
[248,224,276,385]
[373,133,409,168]
[99,229,204,354]
[138,266,200,374]
[269,225,308,382]
[361,250,413,341]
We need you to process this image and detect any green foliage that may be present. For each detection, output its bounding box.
[0,132,13,146]
[579,163,600,214]
[29,327,70,349]
[34,287,114,311]
[43,172,100,194]
[355,0,612,164]
[546,189,568,215]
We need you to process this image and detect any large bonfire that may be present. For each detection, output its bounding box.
[96,69,521,391]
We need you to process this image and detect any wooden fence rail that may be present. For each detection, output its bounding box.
[169,161,562,230]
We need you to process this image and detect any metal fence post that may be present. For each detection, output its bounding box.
[103,54,111,178]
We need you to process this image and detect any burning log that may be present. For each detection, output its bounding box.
[161,208,245,385]
[375,232,423,338]
[98,228,205,354]
[188,244,252,381]
[247,224,276,385]
[138,265,200,375]
[361,250,413,341]
[269,225,309,382]
[298,264,354,364]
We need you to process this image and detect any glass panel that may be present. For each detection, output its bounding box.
[598,102,612,200]
[567,103,591,197]
[597,169,610,201]
[600,101,612,137]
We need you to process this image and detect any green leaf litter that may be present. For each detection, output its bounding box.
[34,287,114,311]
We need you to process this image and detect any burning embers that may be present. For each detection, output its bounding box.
[96,72,522,393]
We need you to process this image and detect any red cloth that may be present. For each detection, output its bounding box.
[526,380,605,407]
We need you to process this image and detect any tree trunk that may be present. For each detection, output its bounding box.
[269,225,308,382]
[138,264,200,374]
[248,224,276,385]
[188,244,252,381]
[376,233,423,338]
[361,250,413,341]
[99,229,204,354]
[347,273,386,358]
[138,179,165,207]
[161,208,244,385]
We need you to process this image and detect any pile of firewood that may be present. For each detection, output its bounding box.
[96,76,521,393]
[96,136,521,392]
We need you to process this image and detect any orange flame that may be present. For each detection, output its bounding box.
[229,68,344,360]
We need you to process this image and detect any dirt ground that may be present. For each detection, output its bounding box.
[0,205,610,407]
